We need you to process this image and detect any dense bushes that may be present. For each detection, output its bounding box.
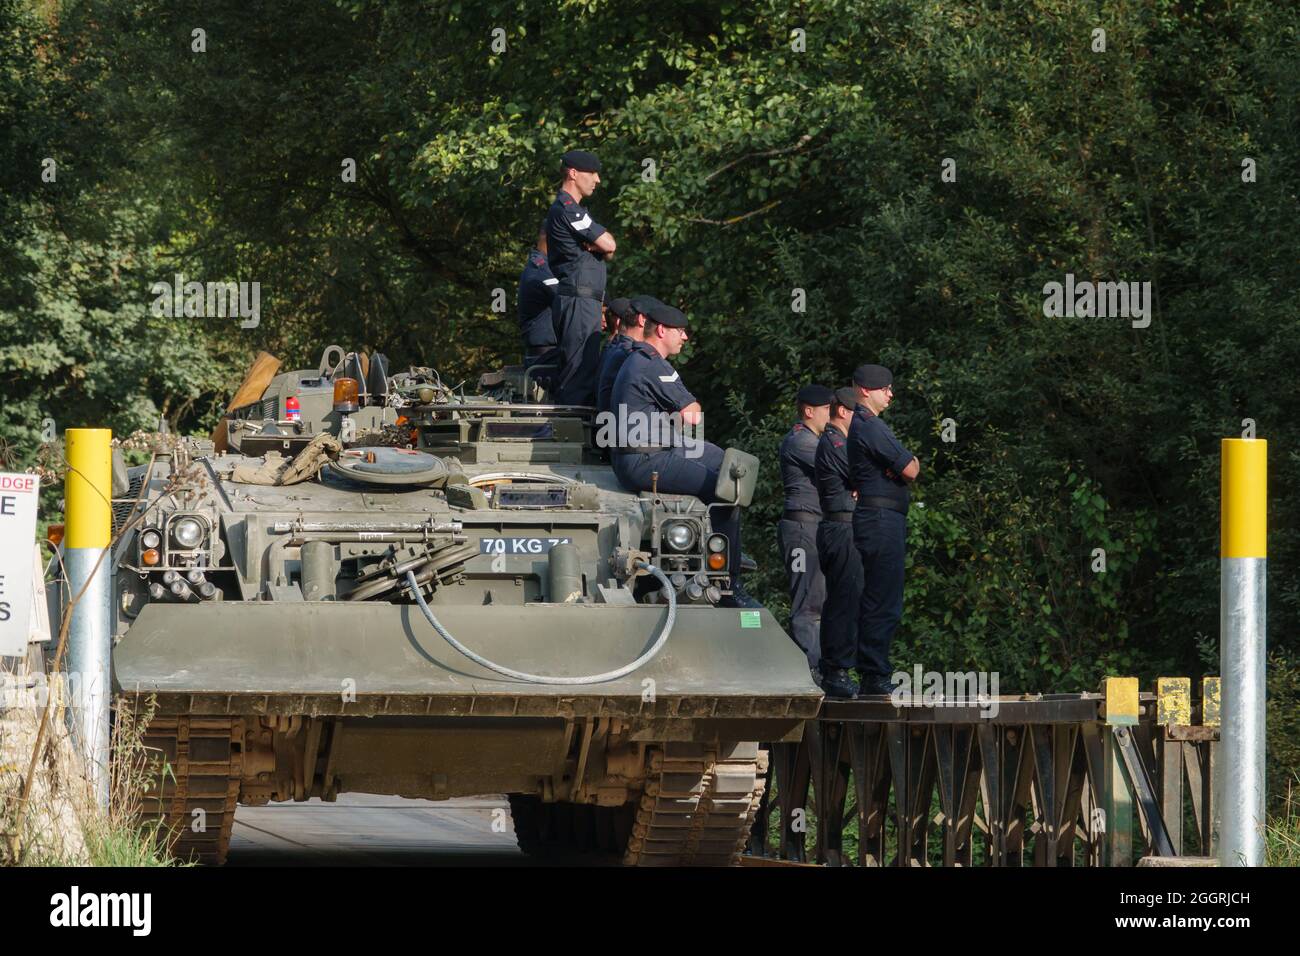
[2,0,1296,795]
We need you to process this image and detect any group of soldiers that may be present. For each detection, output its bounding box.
[514,149,918,653]
[516,148,757,608]
[778,369,919,698]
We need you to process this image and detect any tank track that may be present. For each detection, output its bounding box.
[622,742,767,866]
[509,742,766,866]
[140,716,244,865]
[507,795,635,860]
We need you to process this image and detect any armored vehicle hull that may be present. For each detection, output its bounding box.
[104,351,822,864]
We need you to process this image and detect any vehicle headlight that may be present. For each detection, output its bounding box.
[140,529,161,550]
[171,516,206,549]
[706,534,727,554]
[662,521,697,552]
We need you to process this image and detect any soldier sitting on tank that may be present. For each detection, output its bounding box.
[606,299,759,607]
[595,295,646,417]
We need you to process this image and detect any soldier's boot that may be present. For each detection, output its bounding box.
[719,581,763,609]
[856,674,897,698]
[819,666,859,700]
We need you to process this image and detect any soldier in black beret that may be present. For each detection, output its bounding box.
[777,383,832,677]
[847,363,919,696]
[814,386,866,697]
[606,302,757,606]
[516,228,560,386]
[595,296,647,416]
[545,149,617,406]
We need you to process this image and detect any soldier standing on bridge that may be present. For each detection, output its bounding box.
[777,383,832,678]
[815,387,864,699]
[546,149,616,406]
[848,364,919,697]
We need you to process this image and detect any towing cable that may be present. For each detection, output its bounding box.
[404,560,676,685]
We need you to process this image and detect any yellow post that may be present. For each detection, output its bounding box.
[1221,439,1266,560]
[64,428,113,806]
[1219,437,1266,866]
[65,430,112,548]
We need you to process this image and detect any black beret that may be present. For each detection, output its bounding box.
[607,297,634,321]
[833,386,859,409]
[561,149,601,173]
[852,364,893,389]
[645,301,688,328]
[796,384,833,407]
[628,294,663,317]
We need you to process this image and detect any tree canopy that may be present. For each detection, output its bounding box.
[3,0,1298,791]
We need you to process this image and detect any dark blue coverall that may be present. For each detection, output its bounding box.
[815,424,864,672]
[545,190,608,406]
[516,247,559,385]
[595,333,635,417]
[847,405,915,681]
[777,422,826,670]
[608,341,742,582]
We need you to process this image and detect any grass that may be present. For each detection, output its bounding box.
[1,683,180,867]
[1264,777,1300,867]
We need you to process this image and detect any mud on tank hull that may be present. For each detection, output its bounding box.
[117,601,821,865]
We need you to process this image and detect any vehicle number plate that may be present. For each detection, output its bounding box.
[478,536,573,555]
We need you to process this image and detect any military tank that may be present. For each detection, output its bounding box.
[102,346,822,865]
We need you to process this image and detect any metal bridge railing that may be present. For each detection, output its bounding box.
[749,677,1221,867]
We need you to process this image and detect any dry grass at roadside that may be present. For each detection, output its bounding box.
[1264,777,1300,867]
[1,677,179,867]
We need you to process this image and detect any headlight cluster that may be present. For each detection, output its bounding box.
[657,520,728,574]
[138,513,210,567]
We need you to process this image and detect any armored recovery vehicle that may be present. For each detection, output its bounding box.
[104,347,822,864]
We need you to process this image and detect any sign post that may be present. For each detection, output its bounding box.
[0,472,41,658]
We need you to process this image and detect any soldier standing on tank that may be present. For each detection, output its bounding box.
[777,383,832,677]
[848,364,919,697]
[546,149,616,406]
[516,230,559,386]
[608,300,758,607]
[814,387,865,699]
[596,296,648,417]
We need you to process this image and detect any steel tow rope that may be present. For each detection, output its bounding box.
[404,560,676,685]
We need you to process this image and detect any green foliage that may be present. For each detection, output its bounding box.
[1267,650,1300,815]
[2,0,1298,786]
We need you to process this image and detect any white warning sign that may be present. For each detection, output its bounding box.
[0,472,41,657]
